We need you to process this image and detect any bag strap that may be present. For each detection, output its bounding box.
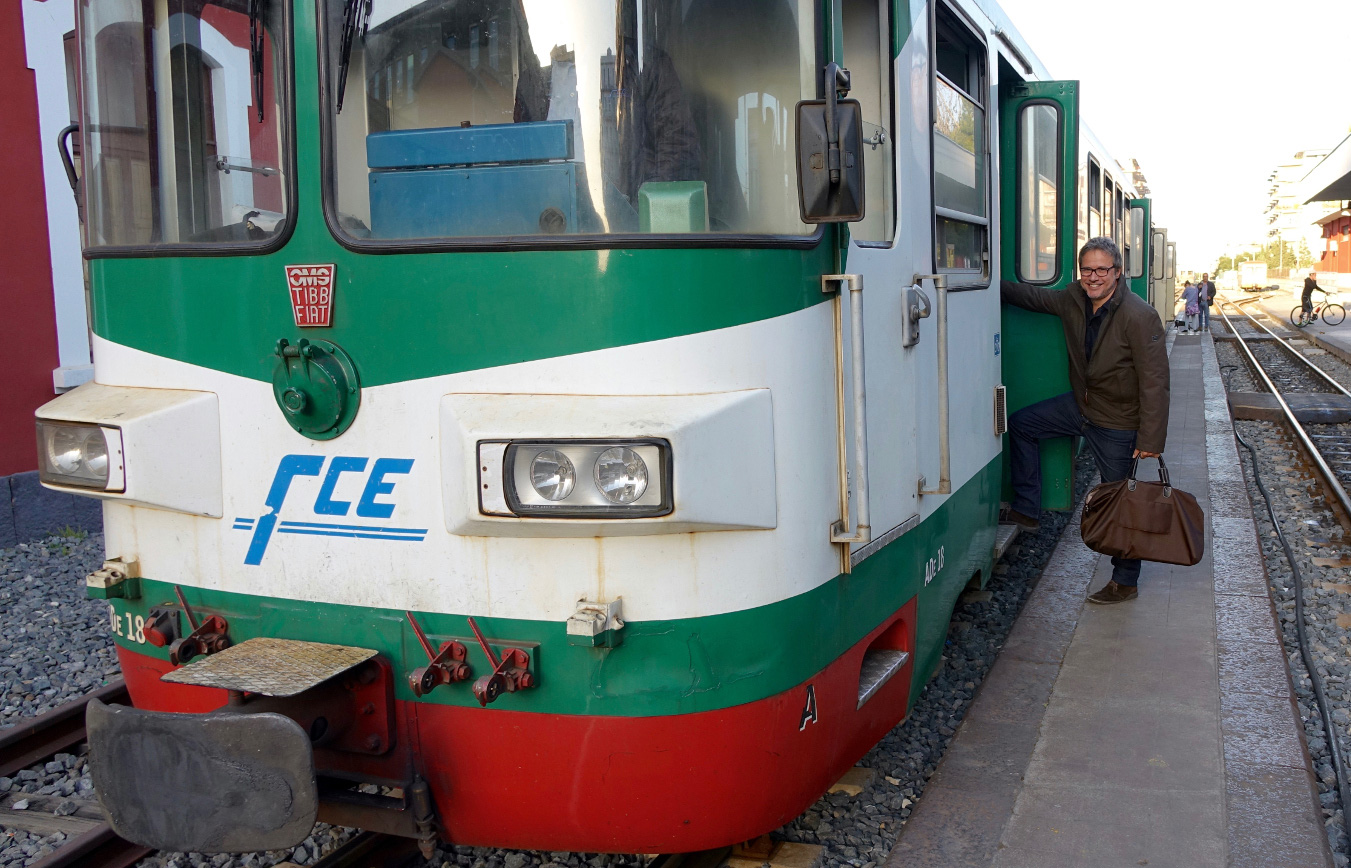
[1126,455,1172,495]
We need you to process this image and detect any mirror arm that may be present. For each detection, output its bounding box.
[823,63,851,185]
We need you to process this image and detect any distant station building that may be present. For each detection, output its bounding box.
[1301,133,1351,288]
[1265,148,1332,274]
[0,0,98,544]
[1120,158,1150,198]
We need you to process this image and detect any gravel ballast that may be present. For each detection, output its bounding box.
[1218,305,1351,864]
[2,464,1092,868]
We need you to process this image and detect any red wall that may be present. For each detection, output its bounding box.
[0,2,61,477]
[1321,215,1351,275]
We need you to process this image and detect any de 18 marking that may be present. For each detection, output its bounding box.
[110,605,146,644]
[924,546,945,586]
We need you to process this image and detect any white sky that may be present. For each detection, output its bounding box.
[997,0,1351,271]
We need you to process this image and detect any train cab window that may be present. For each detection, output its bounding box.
[322,0,818,244]
[1086,157,1101,239]
[842,0,895,245]
[78,0,292,250]
[1128,204,1145,278]
[1015,102,1059,283]
[932,5,988,282]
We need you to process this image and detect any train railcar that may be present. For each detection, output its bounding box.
[38,0,1158,855]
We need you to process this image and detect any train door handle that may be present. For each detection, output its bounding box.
[913,274,951,496]
[903,286,931,349]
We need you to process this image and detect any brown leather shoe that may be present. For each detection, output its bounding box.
[1002,508,1040,531]
[1087,581,1138,604]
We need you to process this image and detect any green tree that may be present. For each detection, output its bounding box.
[1215,255,1234,273]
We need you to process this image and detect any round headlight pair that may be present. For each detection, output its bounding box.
[47,426,109,479]
[529,447,649,504]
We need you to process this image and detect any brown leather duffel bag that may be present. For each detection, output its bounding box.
[1080,456,1205,566]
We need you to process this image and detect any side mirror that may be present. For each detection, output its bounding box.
[796,63,865,223]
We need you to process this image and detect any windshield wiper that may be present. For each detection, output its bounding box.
[336,0,371,113]
[249,0,266,122]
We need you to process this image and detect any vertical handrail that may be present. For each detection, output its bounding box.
[914,274,951,495]
[824,274,870,569]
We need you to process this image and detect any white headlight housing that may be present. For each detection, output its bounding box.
[480,439,671,518]
[36,421,125,491]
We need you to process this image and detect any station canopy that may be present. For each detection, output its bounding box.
[1301,132,1351,204]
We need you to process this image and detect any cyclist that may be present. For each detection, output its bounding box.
[1302,271,1322,324]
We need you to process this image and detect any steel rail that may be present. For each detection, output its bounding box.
[311,830,425,867]
[1217,300,1351,523]
[0,680,128,778]
[1224,298,1351,397]
[27,822,151,868]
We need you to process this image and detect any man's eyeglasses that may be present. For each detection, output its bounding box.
[1079,266,1117,278]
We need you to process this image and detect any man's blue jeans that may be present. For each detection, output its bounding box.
[1009,391,1142,586]
[1198,304,1209,329]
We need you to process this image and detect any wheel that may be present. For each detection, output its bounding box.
[1324,304,1346,326]
[1291,305,1307,327]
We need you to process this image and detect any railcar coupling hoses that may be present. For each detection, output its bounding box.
[1222,363,1351,839]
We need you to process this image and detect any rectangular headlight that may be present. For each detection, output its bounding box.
[478,439,671,518]
[36,420,125,491]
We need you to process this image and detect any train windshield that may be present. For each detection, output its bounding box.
[324,0,817,243]
[79,0,290,249]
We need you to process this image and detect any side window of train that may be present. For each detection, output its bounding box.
[1085,157,1101,240]
[843,0,896,245]
[932,4,988,284]
[1015,102,1060,283]
[1102,174,1113,240]
[1114,186,1125,244]
[1128,205,1145,278]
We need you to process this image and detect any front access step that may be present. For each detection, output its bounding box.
[161,638,377,696]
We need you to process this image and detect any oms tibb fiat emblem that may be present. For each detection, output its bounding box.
[285,264,335,327]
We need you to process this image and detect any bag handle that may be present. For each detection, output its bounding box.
[1126,455,1172,495]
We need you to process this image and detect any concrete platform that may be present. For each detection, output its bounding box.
[887,331,1331,868]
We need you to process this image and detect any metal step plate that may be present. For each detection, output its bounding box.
[161,638,378,697]
[994,522,1020,560]
[857,649,910,709]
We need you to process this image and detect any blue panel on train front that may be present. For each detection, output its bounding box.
[366,120,574,169]
[368,162,578,237]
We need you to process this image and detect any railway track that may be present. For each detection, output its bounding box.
[1217,299,1351,523]
[0,680,151,868]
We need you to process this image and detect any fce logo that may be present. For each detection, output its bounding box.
[235,455,426,565]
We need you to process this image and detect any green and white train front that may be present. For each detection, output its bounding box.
[31,0,1034,855]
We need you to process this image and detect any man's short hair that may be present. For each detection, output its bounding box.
[1079,236,1122,271]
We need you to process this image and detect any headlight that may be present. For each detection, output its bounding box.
[482,439,671,518]
[594,447,648,503]
[36,421,126,491]
[529,449,576,501]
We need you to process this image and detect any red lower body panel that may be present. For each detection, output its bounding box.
[115,598,916,853]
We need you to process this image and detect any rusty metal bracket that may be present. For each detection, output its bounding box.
[168,585,231,666]
[466,617,535,706]
[405,611,471,696]
[142,606,179,648]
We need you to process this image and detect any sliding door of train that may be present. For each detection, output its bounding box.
[997,80,1080,510]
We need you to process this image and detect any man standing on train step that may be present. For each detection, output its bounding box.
[1000,236,1170,604]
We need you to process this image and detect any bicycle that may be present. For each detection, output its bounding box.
[1290,289,1345,327]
